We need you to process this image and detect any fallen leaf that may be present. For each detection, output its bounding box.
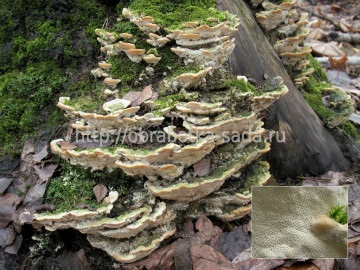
[311,259,335,270]
[216,226,251,260]
[34,164,58,184]
[279,261,319,270]
[195,214,222,244]
[337,256,360,270]
[306,28,325,42]
[308,41,345,57]
[23,183,47,209]
[331,5,344,12]
[233,248,285,270]
[124,244,175,270]
[57,141,78,150]
[0,178,12,194]
[32,146,49,163]
[131,85,153,106]
[0,226,16,248]
[40,249,91,270]
[0,194,21,227]
[174,239,192,270]
[350,222,360,233]
[329,53,348,70]
[4,234,23,255]
[339,18,355,33]
[18,211,34,224]
[93,184,108,203]
[190,244,237,270]
[193,158,211,177]
[122,91,142,102]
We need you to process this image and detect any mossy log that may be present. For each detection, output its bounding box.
[219,0,350,178]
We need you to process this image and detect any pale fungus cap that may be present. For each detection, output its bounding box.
[142,54,161,65]
[252,186,348,258]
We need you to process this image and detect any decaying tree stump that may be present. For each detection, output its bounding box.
[220,0,351,178]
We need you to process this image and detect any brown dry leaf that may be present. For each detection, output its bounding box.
[32,146,49,163]
[279,261,319,270]
[34,164,58,184]
[216,226,251,260]
[23,183,47,209]
[339,42,360,57]
[233,248,285,270]
[193,158,211,177]
[339,18,355,33]
[329,53,348,70]
[337,256,360,270]
[311,259,335,270]
[0,193,21,228]
[93,184,108,203]
[330,4,345,13]
[122,91,142,102]
[4,234,23,255]
[190,244,237,270]
[124,244,175,270]
[306,28,325,42]
[0,226,16,248]
[18,211,34,224]
[131,85,153,106]
[174,239,192,270]
[309,41,345,57]
[57,141,78,150]
[195,214,222,244]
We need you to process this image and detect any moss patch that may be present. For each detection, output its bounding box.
[127,0,226,30]
[222,79,260,96]
[0,0,107,156]
[328,205,347,225]
[44,159,137,213]
[108,55,147,85]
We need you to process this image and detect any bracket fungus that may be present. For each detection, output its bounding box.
[35,3,289,263]
[255,0,314,86]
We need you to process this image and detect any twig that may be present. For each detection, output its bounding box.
[327,32,360,44]
[348,235,360,244]
[297,176,332,182]
[316,56,360,68]
[295,6,343,32]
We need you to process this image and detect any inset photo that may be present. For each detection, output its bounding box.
[252,186,348,259]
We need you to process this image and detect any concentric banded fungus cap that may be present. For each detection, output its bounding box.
[125,49,146,62]
[87,223,176,263]
[142,54,161,64]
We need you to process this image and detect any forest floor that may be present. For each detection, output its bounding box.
[1,0,360,269]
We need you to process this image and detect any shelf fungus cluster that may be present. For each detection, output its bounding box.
[34,6,288,263]
[253,0,314,87]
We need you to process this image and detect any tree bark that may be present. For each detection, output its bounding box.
[219,0,351,178]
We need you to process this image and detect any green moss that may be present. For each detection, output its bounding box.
[328,205,347,225]
[112,20,140,36]
[238,161,269,193]
[222,79,260,96]
[127,0,227,30]
[340,121,360,140]
[153,91,198,112]
[0,0,107,156]
[171,64,202,77]
[44,159,136,213]
[108,55,147,85]
[156,46,182,73]
[307,54,328,82]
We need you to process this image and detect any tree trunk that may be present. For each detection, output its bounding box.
[219,0,351,179]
